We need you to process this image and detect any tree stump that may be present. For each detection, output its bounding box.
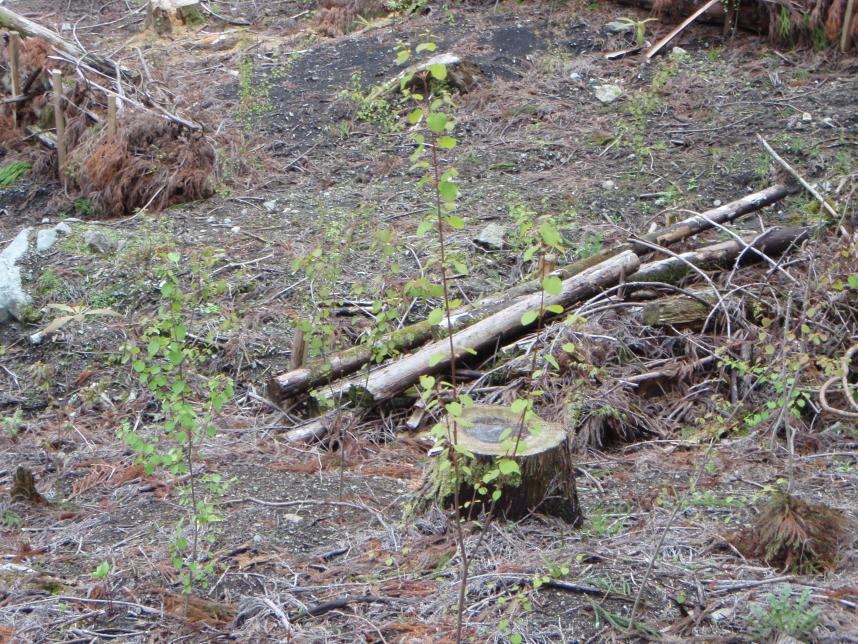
[416,405,582,526]
[144,0,204,36]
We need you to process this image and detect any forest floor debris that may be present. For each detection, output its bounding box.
[0,0,856,641]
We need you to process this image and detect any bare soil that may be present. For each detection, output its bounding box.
[1,0,857,642]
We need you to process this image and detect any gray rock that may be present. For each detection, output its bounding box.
[604,20,633,34]
[263,200,277,212]
[84,230,119,254]
[36,228,58,252]
[54,222,72,236]
[0,228,32,322]
[602,180,617,191]
[594,84,623,104]
[670,46,688,58]
[474,223,506,250]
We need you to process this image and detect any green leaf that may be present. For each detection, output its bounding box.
[522,245,538,262]
[453,443,474,458]
[437,135,456,150]
[174,324,187,341]
[419,375,436,391]
[429,64,448,81]
[396,49,411,65]
[848,275,858,290]
[545,303,564,314]
[521,310,538,326]
[446,401,463,417]
[428,352,446,367]
[497,459,520,475]
[132,360,146,373]
[510,399,527,414]
[539,221,563,249]
[428,308,445,325]
[439,180,458,202]
[492,489,502,501]
[446,215,464,229]
[542,275,562,296]
[407,108,424,125]
[427,112,447,133]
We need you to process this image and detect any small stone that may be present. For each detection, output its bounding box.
[602,180,616,190]
[569,72,582,82]
[231,226,241,234]
[83,230,119,254]
[36,228,58,252]
[594,85,623,104]
[474,223,506,250]
[282,513,303,524]
[670,46,688,58]
[252,534,263,544]
[41,217,51,224]
[223,217,232,225]
[54,222,72,235]
[802,112,812,122]
[263,200,277,212]
[713,199,722,207]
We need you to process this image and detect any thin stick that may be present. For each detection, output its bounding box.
[51,70,66,176]
[757,134,838,220]
[9,34,20,128]
[645,0,719,59]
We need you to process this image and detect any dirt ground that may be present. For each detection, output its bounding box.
[1,0,857,641]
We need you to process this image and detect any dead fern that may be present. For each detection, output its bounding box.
[733,491,848,574]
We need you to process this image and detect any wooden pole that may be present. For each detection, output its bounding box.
[8,33,20,128]
[842,0,856,52]
[51,70,65,177]
[107,94,117,138]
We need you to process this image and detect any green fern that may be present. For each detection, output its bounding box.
[0,161,30,188]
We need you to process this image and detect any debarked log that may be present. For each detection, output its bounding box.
[330,251,640,405]
[267,185,790,403]
[629,226,811,283]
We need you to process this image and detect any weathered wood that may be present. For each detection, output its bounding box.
[641,289,717,329]
[329,251,639,404]
[615,0,769,35]
[645,0,720,59]
[630,227,810,283]
[843,0,856,52]
[9,33,20,127]
[144,0,204,36]
[267,185,790,402]
[107,94,117,137]
[51,70,65,176]
[0,6,138,82]
[415,405,581,525]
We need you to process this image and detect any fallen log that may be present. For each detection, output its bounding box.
[0,7,138,82]
[325,251,639,405]
[267,184,790,402]
[629,226,811,283]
